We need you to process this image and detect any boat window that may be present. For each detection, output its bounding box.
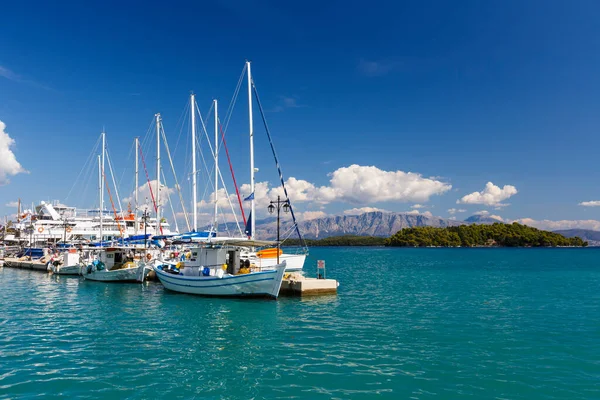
[114,252,123,263]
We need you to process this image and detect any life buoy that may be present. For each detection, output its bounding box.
[37,227,44,233]
[146,253,152,261]
[66,227,72,233]
[169,252,176,259]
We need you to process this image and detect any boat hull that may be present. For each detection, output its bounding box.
[154,262,286,299]
[82,265,146,282]
[248,253,306,272]
[51,264,81,275]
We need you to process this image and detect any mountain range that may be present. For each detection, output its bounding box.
[208,212,600,242]
[210,211,463,240]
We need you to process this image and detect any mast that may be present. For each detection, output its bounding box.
[191,93,197,232]
[247,61,255,240]
[135,137,139,235]
[214,99,219,234]
[155,113,161,234]
[100,131,105,246]
[98,154,102,247]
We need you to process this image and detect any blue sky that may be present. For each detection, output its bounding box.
[3,0,600,230]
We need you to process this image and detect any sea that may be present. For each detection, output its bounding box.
[1,247,599,399]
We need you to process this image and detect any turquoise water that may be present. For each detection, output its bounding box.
[1,248,600,399]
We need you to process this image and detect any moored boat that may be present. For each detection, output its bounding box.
[153,245,286,298]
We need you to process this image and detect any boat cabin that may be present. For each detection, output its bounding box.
[180,245,242,276]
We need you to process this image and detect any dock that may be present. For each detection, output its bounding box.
[2,258,49,272]
[280,271,339,296]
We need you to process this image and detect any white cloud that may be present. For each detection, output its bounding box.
[579,201,600,207]
[458,182,517,206]
[201,164,450,218]
[514,218,600,231]
[344,207,389,215]
[124,180,174,208]
[447,208,466,215]
[5,201,19,207]
[298,211,327,221]
[0,121,27,185]
[474,210,489,216]
[404,210,433,217]
[328,164,451,204]
[411,204,425,209]
[489,215,504,221]
[449,216,457,220]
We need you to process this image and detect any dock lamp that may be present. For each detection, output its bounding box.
[268,195,290,264]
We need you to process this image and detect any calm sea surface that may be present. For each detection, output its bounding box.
[1,248,600,399]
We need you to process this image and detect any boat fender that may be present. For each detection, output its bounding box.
[202,267,211,276]
[215,269,224,279]
[170,252,176,259]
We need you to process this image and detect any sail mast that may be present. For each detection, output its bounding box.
[155,113,161,234]
[100,131,105,246]
[135,137,139,235]
[98,154,102,247]
[191,93,197,232]
[247,61,255,240]
[214,99,219,235]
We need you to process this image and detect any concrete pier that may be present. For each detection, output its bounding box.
[3,258,49,272]
[280,273,339,296]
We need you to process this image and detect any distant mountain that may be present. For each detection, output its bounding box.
[554,229,600,246]
[464,215,503,224]
[208,211,464,240]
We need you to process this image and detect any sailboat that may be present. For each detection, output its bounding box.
[179,63,307,271]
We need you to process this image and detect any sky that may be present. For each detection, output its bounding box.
[3,0,600,231]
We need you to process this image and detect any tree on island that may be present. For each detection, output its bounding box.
[385,223,587,247]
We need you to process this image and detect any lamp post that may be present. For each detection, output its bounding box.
[267,195,290,264]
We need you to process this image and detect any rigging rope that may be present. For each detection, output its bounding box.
[219,121,246,226]
[160,123,190,231]
[252,82,307,251]
[102,165,124,237]
[138,145,163,235]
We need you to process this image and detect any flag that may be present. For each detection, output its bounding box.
[244,192,254,201]
[244,212,253,237]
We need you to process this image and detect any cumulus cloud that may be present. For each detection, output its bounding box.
[447,208,466,215]
[514,218,600,231]
[474,210,489,215]
[124,180,174,208]
[0,121,27,185]
[344,207,389,215]
[329,164,451,204]
[489,215,504,221]
[458,182,517,206]
[5,201,19,207]
[579,201,600,207]
[404,210,433,217]
[199,164,451,218]
[298,211,327,221]
[411,204,425,209]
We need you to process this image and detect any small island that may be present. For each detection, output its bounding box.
[385,223,587,247]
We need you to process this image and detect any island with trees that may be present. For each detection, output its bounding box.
[283,235,387,247]
[385,223,587,247]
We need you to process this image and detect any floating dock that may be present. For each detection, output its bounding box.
[2,258,48,272]
[280,273,339,296]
